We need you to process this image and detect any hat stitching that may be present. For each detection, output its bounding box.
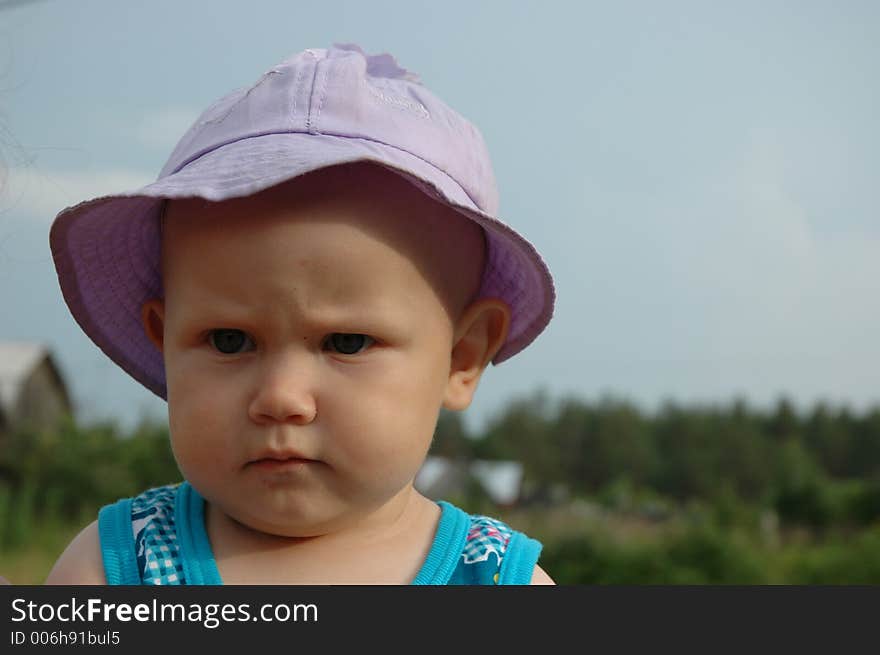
[312,55,331,130]
[164,130,486,218]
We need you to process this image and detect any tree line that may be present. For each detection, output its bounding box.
[431,390,880,530]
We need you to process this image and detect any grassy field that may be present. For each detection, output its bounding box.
[0,521,84,585]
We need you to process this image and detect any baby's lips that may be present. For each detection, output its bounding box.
[248,446,317,464]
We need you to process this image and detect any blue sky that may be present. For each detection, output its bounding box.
[0,0,878,434]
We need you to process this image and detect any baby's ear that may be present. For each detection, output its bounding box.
[141,299,166,353]
[442,298,511,411]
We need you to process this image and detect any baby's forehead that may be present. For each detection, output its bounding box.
[165,162,483,255]
[161,163,486,318]
[168,163,437,228]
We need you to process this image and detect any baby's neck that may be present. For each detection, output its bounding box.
[205,488,441,584]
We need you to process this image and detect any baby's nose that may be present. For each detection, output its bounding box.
[247,354,317,425]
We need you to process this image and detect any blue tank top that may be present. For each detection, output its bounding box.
[97,482,542,585]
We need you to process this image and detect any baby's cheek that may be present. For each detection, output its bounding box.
[336,399,434,473]
[167,397,234,472]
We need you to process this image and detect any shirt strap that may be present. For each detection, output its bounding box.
[97,497,141,585]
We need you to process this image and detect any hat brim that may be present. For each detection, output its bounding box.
[50,132,555,400]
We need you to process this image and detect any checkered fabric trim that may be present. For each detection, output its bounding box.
[131,484,186,585]
[461,514,514,566]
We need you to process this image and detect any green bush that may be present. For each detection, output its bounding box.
[784,526,880,584]
[0,416,180,549]
[540,525,766,584]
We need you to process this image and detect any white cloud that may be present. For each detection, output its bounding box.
[543,127,880,414]
[693,130,814,286]
[0,165,154,222]
[0,108,197,221]
[684,131,880,405]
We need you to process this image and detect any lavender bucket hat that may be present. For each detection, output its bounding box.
[49,43,556,400]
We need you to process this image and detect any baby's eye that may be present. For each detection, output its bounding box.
[208,329,255,355]
[324,333,375,355]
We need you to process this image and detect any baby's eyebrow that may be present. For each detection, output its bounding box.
[196,297,407,332]
[289,299,405,325]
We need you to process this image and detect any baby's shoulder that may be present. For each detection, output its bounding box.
[45,519,105,584]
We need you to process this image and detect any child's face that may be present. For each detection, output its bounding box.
[141,164,497,537]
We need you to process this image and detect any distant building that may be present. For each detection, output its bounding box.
[0,341,73,436]
[415,455,525,507]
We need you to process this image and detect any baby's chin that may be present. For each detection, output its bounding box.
[224,508,331,539]
[221,501,362,540]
